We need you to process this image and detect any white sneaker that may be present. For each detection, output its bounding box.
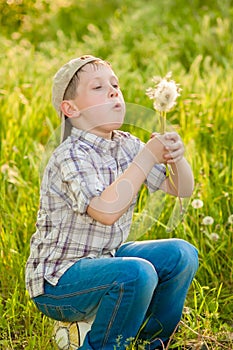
[53,317,95,350]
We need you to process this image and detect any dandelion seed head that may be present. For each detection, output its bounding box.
[202,216,214,225]
[228,214,233,224]
[191,199,204,209]
[146,72,181,112]
[210,233,220,241]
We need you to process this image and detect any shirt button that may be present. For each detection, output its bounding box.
[81,181,86,187]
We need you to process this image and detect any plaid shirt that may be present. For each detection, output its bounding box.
[25,128,166,298]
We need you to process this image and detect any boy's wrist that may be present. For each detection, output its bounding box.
[133,147,158,177]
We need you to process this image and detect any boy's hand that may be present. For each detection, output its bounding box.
[163,132,184,164]
[147,132,184,164]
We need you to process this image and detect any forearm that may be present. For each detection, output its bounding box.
[87,146,156,225]
[165,157,194,197]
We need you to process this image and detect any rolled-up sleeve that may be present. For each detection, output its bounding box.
[145,163,167,192]
[60,152,105,214]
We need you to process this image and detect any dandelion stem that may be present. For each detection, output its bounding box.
[160,111,166,134]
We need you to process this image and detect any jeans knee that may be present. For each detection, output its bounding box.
[174,239,199,275]
[125,258,158,291]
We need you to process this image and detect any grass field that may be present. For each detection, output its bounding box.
[0,0,232,349]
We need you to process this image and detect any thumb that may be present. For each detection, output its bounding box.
[150,132,160,139]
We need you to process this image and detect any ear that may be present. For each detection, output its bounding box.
[60,100,80,118]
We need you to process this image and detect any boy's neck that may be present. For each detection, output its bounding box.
[72,125,113,140]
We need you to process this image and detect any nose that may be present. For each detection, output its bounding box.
[109,86,118,98]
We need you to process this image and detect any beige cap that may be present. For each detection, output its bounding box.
[52,55,102,142]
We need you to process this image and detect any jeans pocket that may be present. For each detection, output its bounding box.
[34,301,86,322]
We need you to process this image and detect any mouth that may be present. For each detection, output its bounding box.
[113,102,122,110]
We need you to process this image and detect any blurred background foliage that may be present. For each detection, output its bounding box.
[1,0,233,70]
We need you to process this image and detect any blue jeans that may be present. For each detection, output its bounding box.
[33,239,198,350]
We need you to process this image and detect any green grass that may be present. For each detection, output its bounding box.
[0,0,233,349]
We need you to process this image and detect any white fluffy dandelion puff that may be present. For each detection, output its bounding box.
[228,214,233,224]
[146,72,182,113]
[191,199,204,209]
[202,216,214,225]
[209,233,220,241]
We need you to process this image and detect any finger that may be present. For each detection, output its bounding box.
[167,155,183,164]
[166,150,183,163]
[165,132,180,141]
[165,141,184,152]
[164,147,184,161]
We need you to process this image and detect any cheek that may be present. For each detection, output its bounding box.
[88,98,108,113]
[75,94,101,110]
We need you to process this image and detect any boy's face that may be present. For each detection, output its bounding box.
[71,63,126,137]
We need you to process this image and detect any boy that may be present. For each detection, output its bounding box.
[25,55,198,349]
